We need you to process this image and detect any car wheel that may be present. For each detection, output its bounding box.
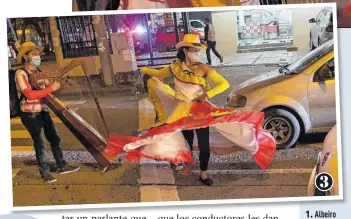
[310,34,316,51]
[158,43,166,53]
[263,108,301,149]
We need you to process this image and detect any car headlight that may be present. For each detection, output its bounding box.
[226,94,247,107]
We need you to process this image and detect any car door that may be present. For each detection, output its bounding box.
[155,27,164,44]
[165,26,175,47]
[307,55,336,131]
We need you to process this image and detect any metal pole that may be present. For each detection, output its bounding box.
[7,19,20,51]
[173,12,180,43]
[92,15,115,86]
[144,14,154,66]
[183,12,190,34]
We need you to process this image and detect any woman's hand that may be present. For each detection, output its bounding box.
[140,67,150,74]
[195,93,208,103]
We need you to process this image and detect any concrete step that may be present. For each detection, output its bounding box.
[237,45,290,53]
[237,42,293,49]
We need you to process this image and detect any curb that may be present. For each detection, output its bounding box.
[57,88,137,98]
[12,147,319,165]
[212,63,286,69]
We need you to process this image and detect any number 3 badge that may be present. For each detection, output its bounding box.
[315,172,334,192]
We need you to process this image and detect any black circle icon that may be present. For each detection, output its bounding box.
[315,172,333,192]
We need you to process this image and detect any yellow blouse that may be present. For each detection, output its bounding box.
[140,63,229,99]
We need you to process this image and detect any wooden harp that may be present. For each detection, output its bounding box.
[30,60,115,170]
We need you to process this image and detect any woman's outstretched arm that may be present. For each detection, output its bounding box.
[140,66,171,78]
[205,68,230,99]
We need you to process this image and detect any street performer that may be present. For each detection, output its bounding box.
[15,42,80,183]
[106,34,276,186]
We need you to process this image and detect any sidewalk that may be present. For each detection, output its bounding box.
[37,50,304,73]
[208,50,304,67]
[136,50,304,68]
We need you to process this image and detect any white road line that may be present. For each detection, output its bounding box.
[63,100,87,105]
[12,151,35,158]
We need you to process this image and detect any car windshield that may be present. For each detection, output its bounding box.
[286,40,334,74]
[191,21,204,28]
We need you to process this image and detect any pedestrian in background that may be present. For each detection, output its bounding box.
[204,18,223,66]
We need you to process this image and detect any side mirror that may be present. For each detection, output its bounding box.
[309,18,316,23]
[326,24,333,32]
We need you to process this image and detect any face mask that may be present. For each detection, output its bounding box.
[187,51,201,63]
[29,55,41,67]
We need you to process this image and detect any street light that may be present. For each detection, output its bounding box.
[132,25,146,34]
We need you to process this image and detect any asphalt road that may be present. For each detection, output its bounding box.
[12,159,318,206]
[11,66,330,206]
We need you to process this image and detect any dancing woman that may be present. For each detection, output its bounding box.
[106,34,276,185]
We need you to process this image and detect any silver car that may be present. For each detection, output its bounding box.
[226,40,335,149]
[309,8,333,51]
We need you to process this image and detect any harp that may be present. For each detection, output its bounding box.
[29,60,115,171]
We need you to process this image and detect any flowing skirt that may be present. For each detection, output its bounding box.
[106,77,276,169]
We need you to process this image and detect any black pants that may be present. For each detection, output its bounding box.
[182,128,210,171]
[206,41,222,64]
[20,111,67,175]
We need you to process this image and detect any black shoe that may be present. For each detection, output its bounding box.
[41,173,57,183]
[220,56,224,63]
[57,165,80,175]
[206,62,212,66]
[199,177,213,186]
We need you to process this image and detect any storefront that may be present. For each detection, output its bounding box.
[236,8,293,47]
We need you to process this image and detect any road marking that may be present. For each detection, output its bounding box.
[11,146,34,152]
[138,98,180,202]
[11,130,31,138]
[139,186,162,202]
[138,97,155,131]
[12,168,21,178]
[11,117,62,125]
[63,100,87,105]
[11,151,34,158]
[191,168,314,175]
[140,185,180,202]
